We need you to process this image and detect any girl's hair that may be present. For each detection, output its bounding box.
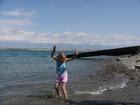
[57,52,66,62]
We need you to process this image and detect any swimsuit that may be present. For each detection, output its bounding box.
[55,61,68,83]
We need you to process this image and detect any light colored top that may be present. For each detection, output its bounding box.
[56,61,67,75]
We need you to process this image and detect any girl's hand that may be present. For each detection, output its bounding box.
[75,50,79,55]
[53,45,56,51]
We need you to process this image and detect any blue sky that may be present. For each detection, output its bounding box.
[0,0,140,49]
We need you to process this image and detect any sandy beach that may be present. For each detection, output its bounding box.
[2,54,140,105]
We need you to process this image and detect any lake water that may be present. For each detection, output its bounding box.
[0,50,103,88]
[0,50,126,104]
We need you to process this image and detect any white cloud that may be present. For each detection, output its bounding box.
[0,19,32,26]
[0,9,34,32]
[0,30,140,47]
[10,30,35,35]
[0,30,34,42]
[2,8,35,16]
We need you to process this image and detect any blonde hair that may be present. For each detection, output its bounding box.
[57,52,66,62]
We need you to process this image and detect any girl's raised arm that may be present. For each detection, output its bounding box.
[51,45,57,61]
[66,50,78,62]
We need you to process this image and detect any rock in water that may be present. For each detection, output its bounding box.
[47,93,56,98]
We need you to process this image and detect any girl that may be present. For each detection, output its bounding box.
[51,45,78,100]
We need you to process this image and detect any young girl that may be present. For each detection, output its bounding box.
[51,45,78,100]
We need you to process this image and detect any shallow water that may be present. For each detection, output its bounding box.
[0,50,102,88]
[0,50,124,104]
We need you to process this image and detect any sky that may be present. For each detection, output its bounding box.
[0,0,140,49]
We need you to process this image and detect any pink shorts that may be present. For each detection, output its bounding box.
[55,71,68,83]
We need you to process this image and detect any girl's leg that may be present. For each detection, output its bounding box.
[55,82,61,96]
[61,82,68,100]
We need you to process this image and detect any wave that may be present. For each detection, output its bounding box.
[75,80,128,95]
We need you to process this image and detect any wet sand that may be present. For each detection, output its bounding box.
[2,54,140,105]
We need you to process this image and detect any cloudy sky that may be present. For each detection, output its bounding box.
[0,0,140,49]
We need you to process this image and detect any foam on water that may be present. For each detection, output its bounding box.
[75,79,128,95]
